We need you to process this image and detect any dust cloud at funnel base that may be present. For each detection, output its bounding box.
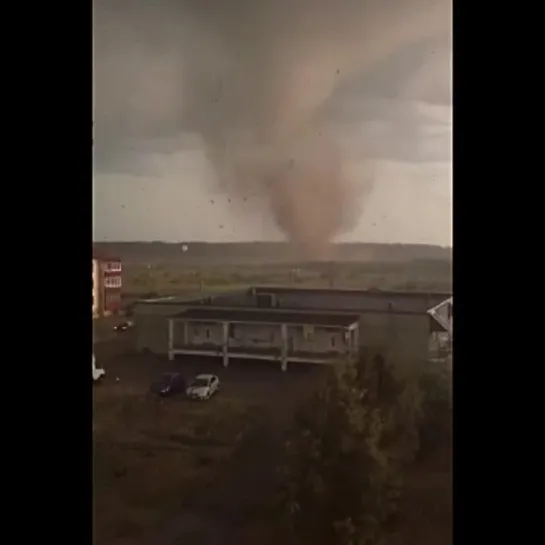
[205,130,360,260]
[265,134,358,259]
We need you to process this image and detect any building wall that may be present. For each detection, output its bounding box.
[289,326,346,354]
[136,315,172,353]
[228,323,281,350]
[136,303,187,353]
[173,321,350,356]
[102,261,122,314]
[358,312,430,370]
[135,306,428,359]
[185,322,224,347]
[202,291,445,361]
[92,259,100,317]
[256,290,441,314]
[133,291,440,360]
[93,257,123,317]
[428,331,452,359]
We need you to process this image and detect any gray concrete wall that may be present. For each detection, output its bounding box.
[358,312,430,368]
[267,291,438,313]
[136,315,171,354]
[135,303,188,353]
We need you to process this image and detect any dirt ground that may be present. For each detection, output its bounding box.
[94,332,328,545]
[94,332,451,545]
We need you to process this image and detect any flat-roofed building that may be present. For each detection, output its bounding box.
[133,287,452,368]
[167,307,360,371]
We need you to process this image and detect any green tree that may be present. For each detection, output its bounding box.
[417,361,452,453]
[278,362,401,545]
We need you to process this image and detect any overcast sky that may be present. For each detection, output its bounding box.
[93,0,452,246]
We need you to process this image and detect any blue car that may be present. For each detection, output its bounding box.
[150,373,186,397]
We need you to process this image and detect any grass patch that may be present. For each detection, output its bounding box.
[121,261,452,300]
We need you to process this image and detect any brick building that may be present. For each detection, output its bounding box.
[92,252,122,317]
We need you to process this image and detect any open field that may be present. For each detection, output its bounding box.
[94,241,452,300]
[121,260,452,300]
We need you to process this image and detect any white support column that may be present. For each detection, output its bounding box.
[222,321,229,367]
[168,319,174,361]
[346,327,352,362]
[353,323,360,351]
[280,323,288,372]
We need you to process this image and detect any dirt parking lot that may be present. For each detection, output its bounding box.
[95,335,326,408]
[93,334,328,545]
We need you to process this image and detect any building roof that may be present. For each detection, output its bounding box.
[174,307,359,327]
[136,287,452,317]
[136,294,221,305]
[428,296,453,336]
[251,286,452,314]
[253,286,452,300]
[92,251,120,262]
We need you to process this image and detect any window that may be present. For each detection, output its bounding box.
[104,276,122,288]
[103,261,122,272]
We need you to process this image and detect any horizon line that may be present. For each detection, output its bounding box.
[93,240,452,249]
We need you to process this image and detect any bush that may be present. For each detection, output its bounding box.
[277,362,402,545]
[277,356,452,545]
[417,361,452,454]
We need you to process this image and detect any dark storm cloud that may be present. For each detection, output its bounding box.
[94,0,451,139]
[337,38,451,106]
[94,0,451,252]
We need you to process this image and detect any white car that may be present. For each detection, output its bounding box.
[186,374,220,400]
[92,354,106,382]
